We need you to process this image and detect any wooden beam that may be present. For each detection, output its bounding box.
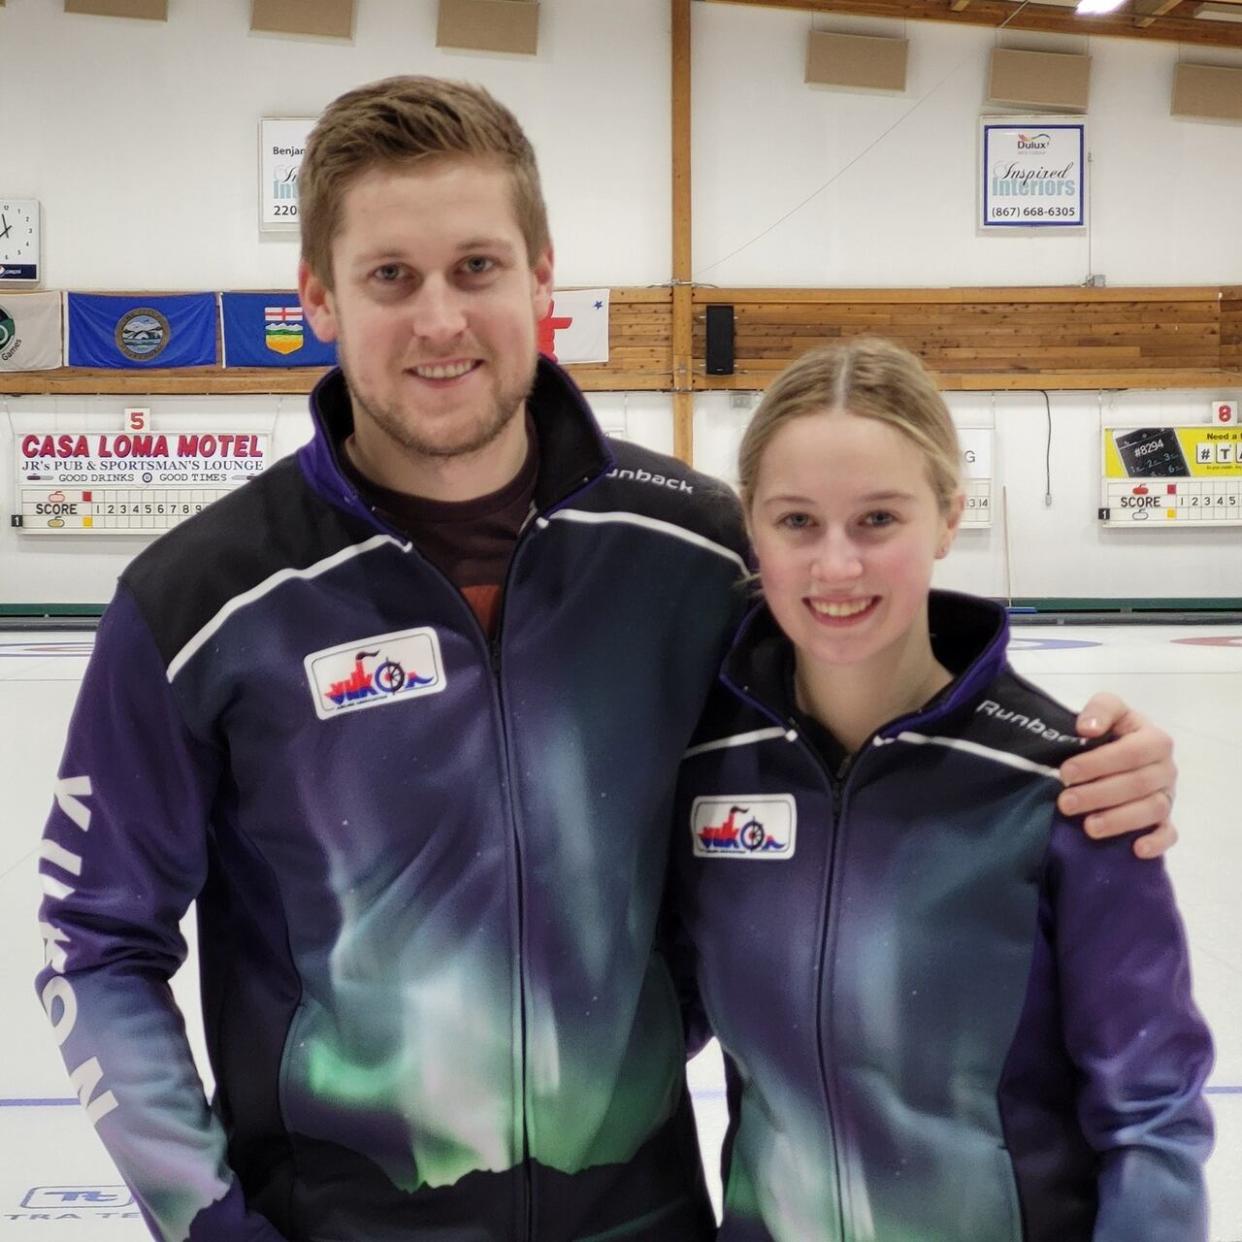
[0,287,676,396]
[0,367,676,396]
[695,368,1242,392]
[694,285,1223,304]
[1133,0,1184,27]
[703,0,1242,49]
[0,370,325,397]
[950,0,972,11]
[6,286,1236,399]
[671,0,694,463]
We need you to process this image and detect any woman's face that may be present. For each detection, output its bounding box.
[748,410,960,673]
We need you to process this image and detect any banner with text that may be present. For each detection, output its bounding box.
[259,117,314,232]
[980,119,1086,230]
[1100,425,1242,527]
[0,290,62,371]
[16,427,269,535]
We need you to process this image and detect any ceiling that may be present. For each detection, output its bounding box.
[703,0,1242,49]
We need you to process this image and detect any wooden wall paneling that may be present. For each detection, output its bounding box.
[1222,288,1242,376]
[564,289,673,390]
[691,287,1230,391]
[713,286,1217,302]
[935,369,1238,390]
[0,370,323,396]
[4,287,1232,397]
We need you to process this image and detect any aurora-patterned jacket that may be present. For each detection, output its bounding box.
[672,591,1213,1242]
[35,359,748,1242]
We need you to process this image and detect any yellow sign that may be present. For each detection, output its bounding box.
[1100,426,1242,526]
[1103,426,1242,479]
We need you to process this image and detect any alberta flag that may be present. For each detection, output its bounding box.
[67,292,217,368]
[0,291,62,372]
[537,288,609,365]
[220,292,337,368]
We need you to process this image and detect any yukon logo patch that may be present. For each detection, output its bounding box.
[305,628,445,720]
[691,796,796,859]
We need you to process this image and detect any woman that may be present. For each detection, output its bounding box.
[673,339,1213,1241]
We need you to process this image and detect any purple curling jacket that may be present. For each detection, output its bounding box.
[672,590,1214,1241]
[35,359,749,1242]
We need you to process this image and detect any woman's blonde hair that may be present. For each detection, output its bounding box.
[299,75,550,289]
[737,338,962,515]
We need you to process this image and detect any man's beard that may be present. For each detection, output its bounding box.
[343,349,537,463]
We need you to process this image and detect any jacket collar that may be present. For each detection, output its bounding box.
[296,356,615,531]
[721,589,1011,738]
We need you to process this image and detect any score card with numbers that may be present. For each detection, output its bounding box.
[1100,426,1242,526]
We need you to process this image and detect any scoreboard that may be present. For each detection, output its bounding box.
[1100,426,1242,527]
[14,428,270,536]
[20,487,235,533]
[958,428,993,529]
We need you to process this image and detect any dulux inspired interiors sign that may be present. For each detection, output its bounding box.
[980,118,1086,229]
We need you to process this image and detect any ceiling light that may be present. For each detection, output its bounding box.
[1076,0,1126,12]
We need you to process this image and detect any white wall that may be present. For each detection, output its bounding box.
[691,5,1242,287]
[1,0,1241,605]
[0,0,671,289]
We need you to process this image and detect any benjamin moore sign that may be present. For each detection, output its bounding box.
[259,117,315,232]
[980,119,1086,230]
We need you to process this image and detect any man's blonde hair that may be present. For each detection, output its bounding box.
[299,75,550,287]
[738,338,962,515]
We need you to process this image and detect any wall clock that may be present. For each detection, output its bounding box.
[0,199,41,287]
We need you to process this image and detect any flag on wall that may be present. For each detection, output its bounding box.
[0,291,62,372]
[66,292,217,368]
[538,289,610,365]
[220,292,337,368]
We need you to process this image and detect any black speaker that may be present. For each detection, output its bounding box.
[705,304,735,376]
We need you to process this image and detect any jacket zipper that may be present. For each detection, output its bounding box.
[722,672,856,1242]
[790,723,914,1240]
[320,372,614,1240]
[382,531,535,1238]
[360,467,605,1242]
[789,721,852,1242]
[486,559,531,1242]
[490,478,604,1242]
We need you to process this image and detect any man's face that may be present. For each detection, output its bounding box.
[300,157,553,482]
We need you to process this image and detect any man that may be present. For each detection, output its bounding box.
[36,77,1177,1242]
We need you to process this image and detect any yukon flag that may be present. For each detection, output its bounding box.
[538,288,609,365]
[0,291,62,372]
